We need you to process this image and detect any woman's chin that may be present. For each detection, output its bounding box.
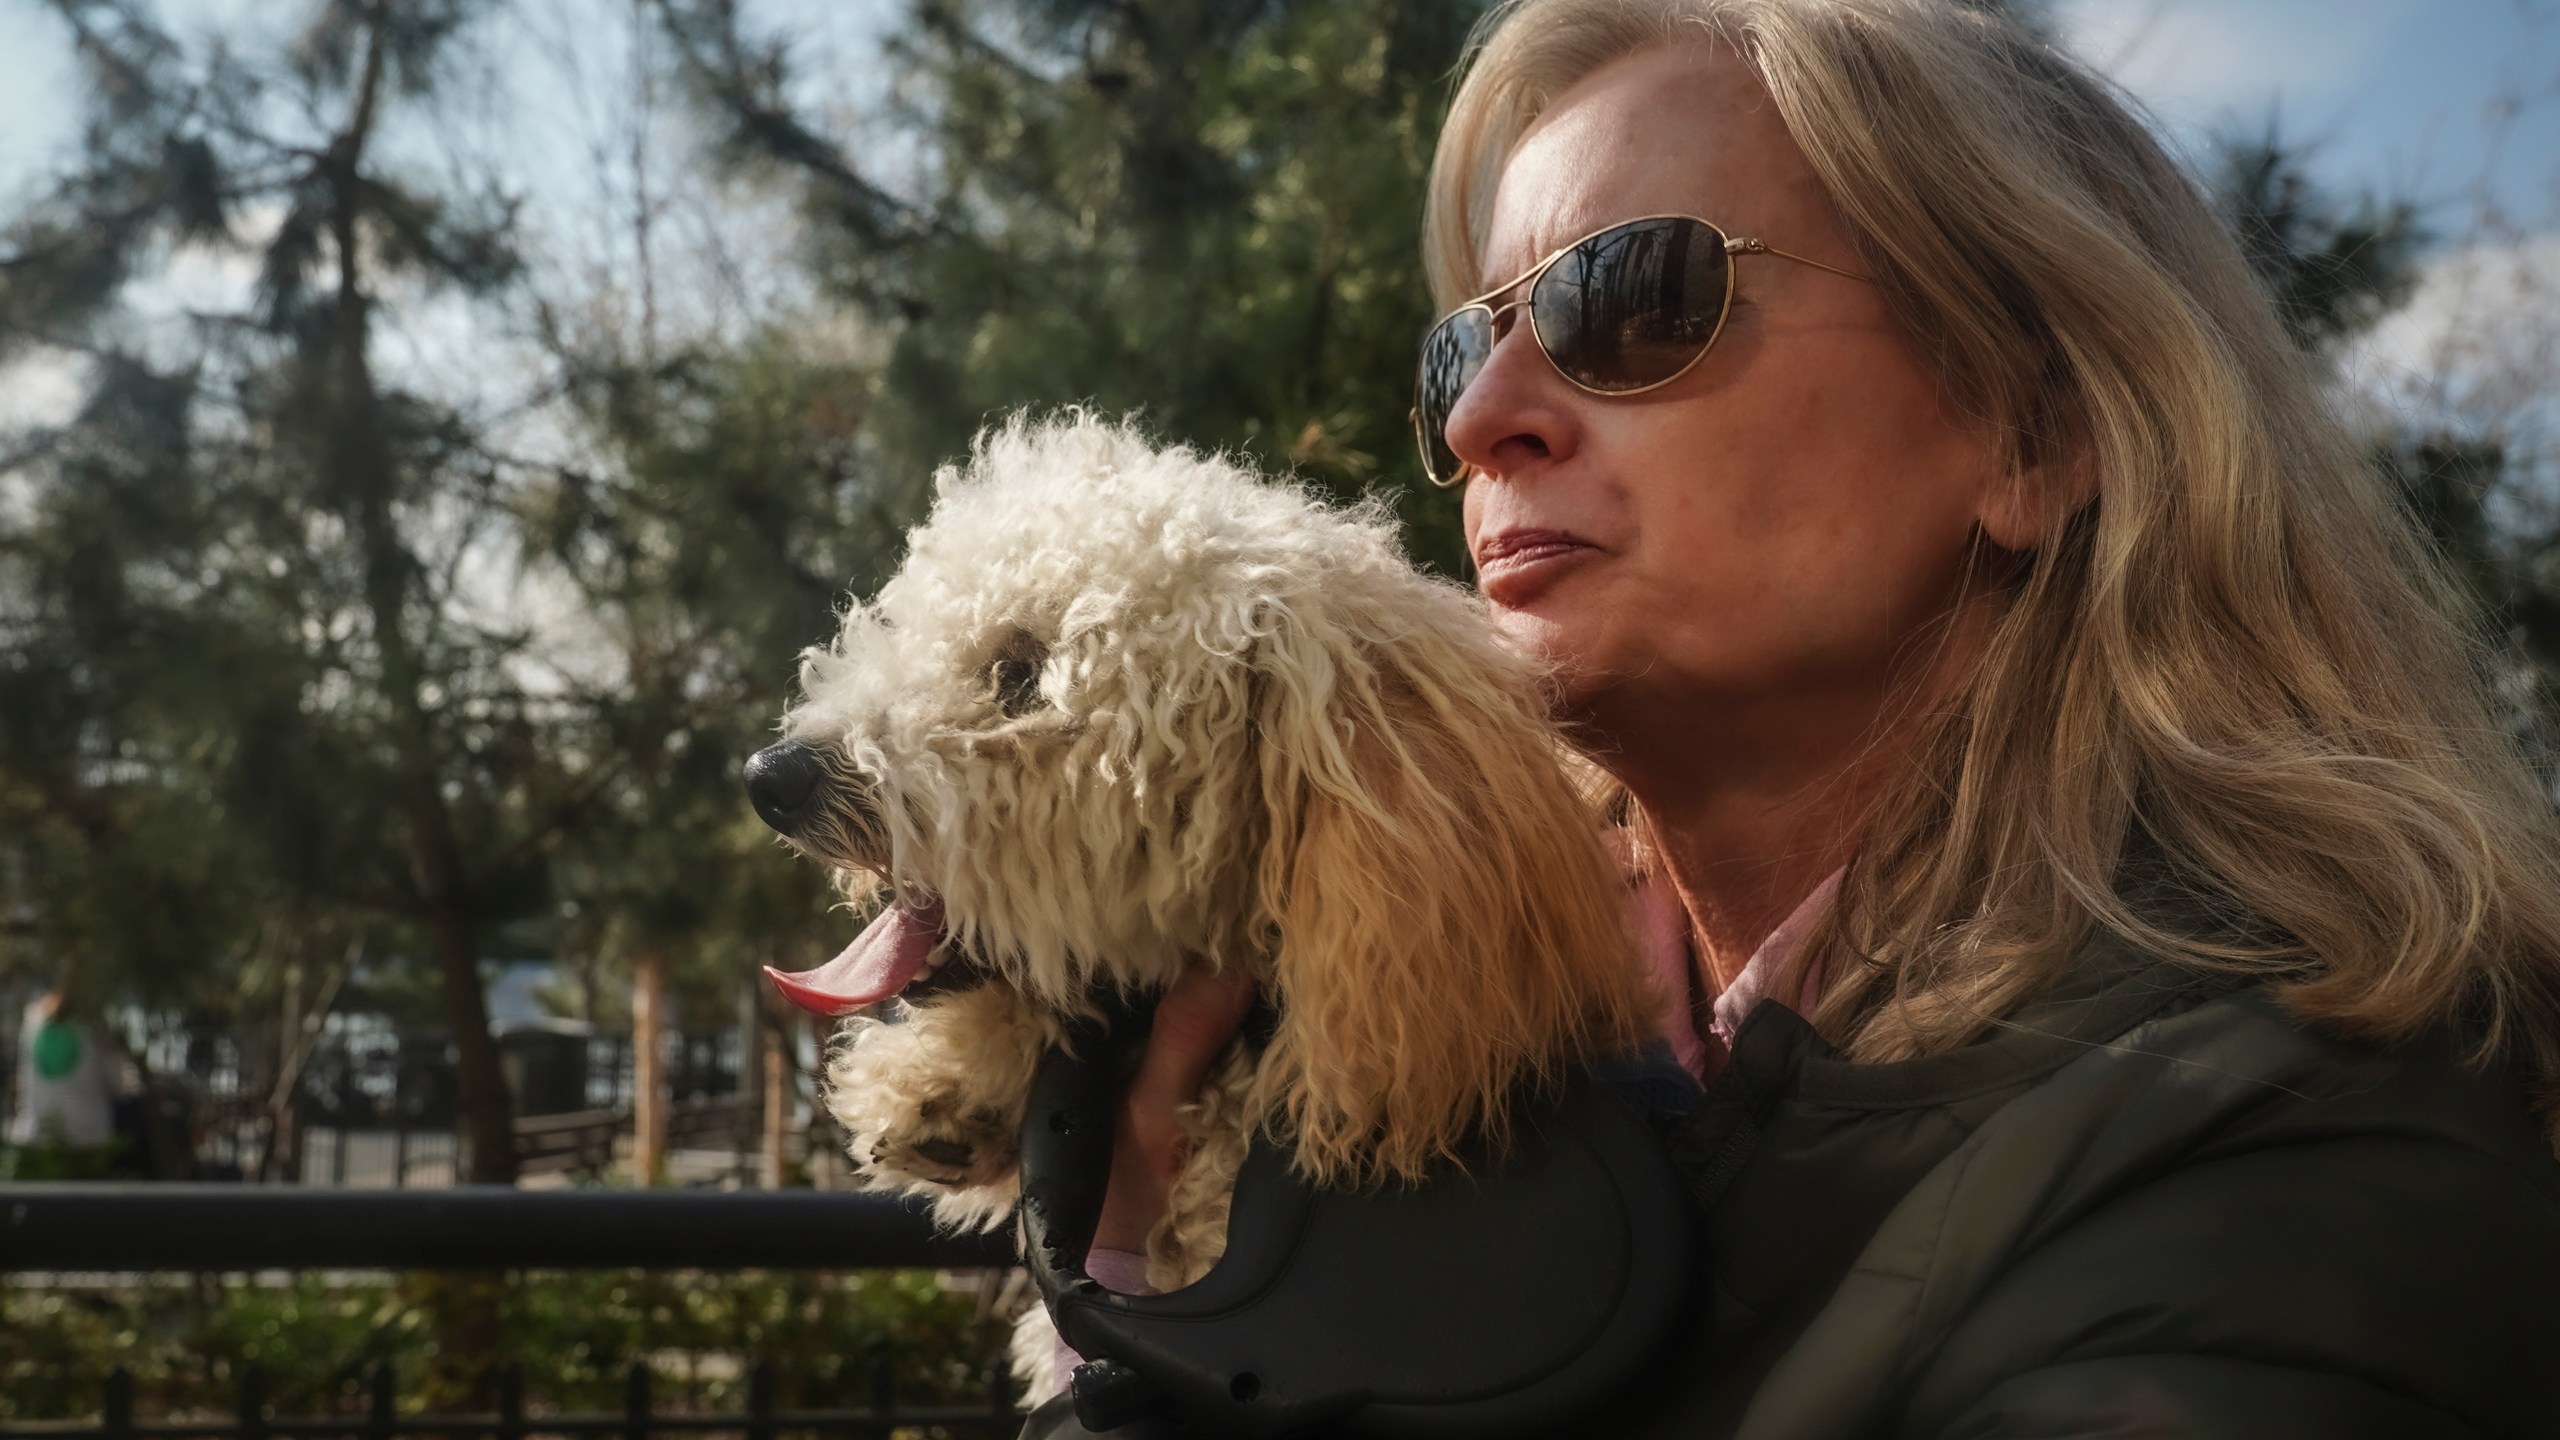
[1487,606,1617,705]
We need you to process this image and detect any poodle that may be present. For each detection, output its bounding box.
[745,412,1653,1393]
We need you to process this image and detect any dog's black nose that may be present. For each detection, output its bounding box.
[745,741,827,835]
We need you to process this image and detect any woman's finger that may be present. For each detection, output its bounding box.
[1091,963,1257,1257]
[1129,963,1258,1115]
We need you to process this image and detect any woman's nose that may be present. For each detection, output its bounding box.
[1441,315,1582,483]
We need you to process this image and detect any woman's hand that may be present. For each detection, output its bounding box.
[1090,963,1259,1256]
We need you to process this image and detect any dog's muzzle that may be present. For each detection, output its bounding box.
[745,741,828,836]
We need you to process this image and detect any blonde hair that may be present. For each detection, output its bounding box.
[1428,0,2560,1121]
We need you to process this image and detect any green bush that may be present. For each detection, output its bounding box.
[0,1267,1011,1421]
[0,1142,128,1182]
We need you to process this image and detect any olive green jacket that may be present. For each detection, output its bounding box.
[1619,939,2560,1438]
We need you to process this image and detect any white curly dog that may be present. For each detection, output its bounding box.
[746,412,1652,1394]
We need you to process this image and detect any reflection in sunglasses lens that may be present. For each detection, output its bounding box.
[1419,308,1492,481]
[1536,217,1729,393]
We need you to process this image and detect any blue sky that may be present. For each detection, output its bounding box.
[1,1,2550,226]
[2053,0,2560,232]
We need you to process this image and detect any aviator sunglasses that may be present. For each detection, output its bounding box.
[1412,213,1871,486]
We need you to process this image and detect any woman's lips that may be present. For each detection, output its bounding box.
[1474,528,1600,606]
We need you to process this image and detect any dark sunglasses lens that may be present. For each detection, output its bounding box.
[1533,217,1731,392]
[1416,307,1493,482]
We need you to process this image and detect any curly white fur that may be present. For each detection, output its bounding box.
[775,412,1653,1398]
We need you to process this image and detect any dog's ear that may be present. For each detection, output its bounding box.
[1245,585,1653,1186]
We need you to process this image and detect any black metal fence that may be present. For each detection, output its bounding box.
[0,1187,1026,1440]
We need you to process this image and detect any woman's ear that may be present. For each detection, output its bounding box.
[1244,600,1651,1186]
[1974,413,2096,553]
[1975,469,2048,554]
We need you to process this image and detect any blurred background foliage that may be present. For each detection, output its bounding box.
[0,0,1487,1179]
[0,1266,1004,1418]
[0,0,2554,1199]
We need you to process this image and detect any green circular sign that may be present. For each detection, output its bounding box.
[31,1020,83,1081]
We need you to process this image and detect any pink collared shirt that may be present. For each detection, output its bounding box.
[1630,868,1842,1083]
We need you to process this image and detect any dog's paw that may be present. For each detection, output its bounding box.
[822,983,1051,1223]
[860,1088,1018,1187]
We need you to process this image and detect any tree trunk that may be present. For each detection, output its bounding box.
[427,904,515,1184]
[318,15,516,1184]
[262,963,304,1183]
[759,1006,790,1188]
[801,1013,843,1190]
[632,950,668,1186]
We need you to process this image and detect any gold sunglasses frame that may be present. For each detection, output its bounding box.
[1411,213,1872,487]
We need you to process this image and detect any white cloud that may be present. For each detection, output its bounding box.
[2343,230,2560,442]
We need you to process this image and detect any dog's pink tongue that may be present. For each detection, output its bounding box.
[764,898,947,1016]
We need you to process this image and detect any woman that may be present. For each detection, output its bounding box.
[1087,0,2560,1433]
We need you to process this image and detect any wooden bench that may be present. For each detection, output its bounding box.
[512,1107,622,1180]
[511,1098,763,1180]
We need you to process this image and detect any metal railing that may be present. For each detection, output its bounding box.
[0,1186,1015,1270]
[0,1186,1025,1439]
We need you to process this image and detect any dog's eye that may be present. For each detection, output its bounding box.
[993,657,1041,716]
[987,633,1050,718]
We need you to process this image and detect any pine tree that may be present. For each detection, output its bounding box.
[525,329,887,1050]
[0,0,551,1183]
[658,0,1482,571]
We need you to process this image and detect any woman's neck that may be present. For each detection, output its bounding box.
[1625,723,1893,992]
[1585,598,2000,994]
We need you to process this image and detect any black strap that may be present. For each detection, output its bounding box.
[1015,997,1702,1438]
